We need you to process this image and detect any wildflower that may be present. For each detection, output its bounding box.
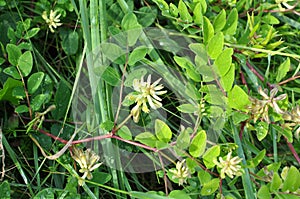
[248,87,286,123]
[214,152,243,179]
[128,75,167,123]
[282,105,300,139]
[169,160,191,186]
[42,10,62,33]
[71,147,102,186]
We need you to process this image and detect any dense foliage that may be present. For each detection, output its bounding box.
[0,0,300,198]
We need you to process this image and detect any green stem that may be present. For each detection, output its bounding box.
[271,125,278,163]
[230,118,255,199]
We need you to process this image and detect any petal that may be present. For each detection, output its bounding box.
[146,75,152,86]
[142,101,150,113]
[258,87,269,99]
[155,90,167,95]
[152,78,162,87]
[270,87,278,98]
[274,94,287,101]
[90,162,103,171]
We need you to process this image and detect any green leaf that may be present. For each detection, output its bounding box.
[178,0,192,23]
[203,145,220,168]
[213,9,226,32]
[24,28,40,39]
[124,68,147,87]
[196,64,214,82]
[31,94,48,111]
[200,178,219,196]
[270,172,282,192]
[185,82,201,100]
[232,111,249,125]
[12,86,25,99]
[102,67,121,86]
[122,12,141,30]
[0,181,10,199]
[177,104,196,113]
[0,78,23,105]
[248,149,266,168]
[6,43,22,66]
[258,185,271,199]
[276,58,290,82]
[137,6,157,27]
[100,42,125,63]
[121,13,142,46]
[214,48,233,76]
[33,188,55,199]
[193,3,203,25]
[203,17,214,44]
[65,176,78,194]
[169,3,179,17]
[189,43,207,61]
[228,85,250,110]
[61,31,79,55]
[89,172,112,185]
[282,166,300,192]
[18,51,33,77]
[207,32,224,59]
[135,132,158,147]
[174,56,192,69]
[220,63,235,92]
[15,105,29,113]
[52,81,71,120]
[169,190,191,199]
[223,8,238,35]
[176,128,191,150]
[198,170,211,185]
[189,130,206,157]
[128,46,148,65]
[256,121,268,141]
[27,72,45,94]
[155,119,172,143]
[100,120,114,131]
[118,126,132,140]
[3,66,21,79]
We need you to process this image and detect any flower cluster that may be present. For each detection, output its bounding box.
[128,75,167,123]
[282,105,300,139]
[71,147,102,186]
[169,160,191,186]
[42,10,62,33]
[248,87,286,123]
[214,152,243,179]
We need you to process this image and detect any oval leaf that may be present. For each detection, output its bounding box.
[155,119,172,143]
[135,132,157,147]
[207,32,224,59]
[6,44,21,66]
[27,72,45,94]
[18,51,33,77]
[189,130,207,157]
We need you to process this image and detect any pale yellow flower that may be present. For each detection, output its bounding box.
[169,160,191,186]
[214,152,243,179]
[71,147,102,186]
[129,75,167,123]
[42,10,62,33]
[248,87,286,123]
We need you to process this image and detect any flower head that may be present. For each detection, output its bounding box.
[71,147,102,186]
[214,152,243,179]
[248,87,286,123]
[128,75,167,123]
[42,10,62,33]
[169,160,191,186]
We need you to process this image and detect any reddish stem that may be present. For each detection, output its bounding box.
[285,138,300,165]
